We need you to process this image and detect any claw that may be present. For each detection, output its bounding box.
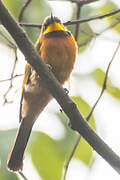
[36,74,41,81]
[64,88,69,95]
[46,64,52,70]
[59,108,63,113]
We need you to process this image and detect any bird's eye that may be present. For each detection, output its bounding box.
[55,17,61,24]
[56,19,61,23]
[43,24,48,31]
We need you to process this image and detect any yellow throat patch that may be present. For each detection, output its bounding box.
[43,22,66,35]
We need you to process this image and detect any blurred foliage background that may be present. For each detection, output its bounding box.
[0,0,120,179]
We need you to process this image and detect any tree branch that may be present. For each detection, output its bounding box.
[1,0,120,174]
[19,9,120,28]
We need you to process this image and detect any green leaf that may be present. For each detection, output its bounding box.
[2,0,24,19]
[30,132,65,180]
[98,0,120,34]
[0,129,19,180]
[77,23,94,53]
[71,96,96,165]
[92,68,120,99]
[56,96,96,166]
[30,127,78,180]
[30,96,96,179]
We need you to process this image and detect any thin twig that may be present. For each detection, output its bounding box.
[65,9,120,25]
[0,74,23,83]
[63,135,81,180]
[18,172,28,180]
[3,49,18,104]
[19,22,42,28]
[78,17,120,48]
[71,0,98,4]
[19,9,120,28]
[86,41,120,121]
[18,0,32,22]
[75,3,82,41]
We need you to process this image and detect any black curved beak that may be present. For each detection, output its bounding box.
[51,13,54,23]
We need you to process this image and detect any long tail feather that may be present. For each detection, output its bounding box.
[7,116,34,172]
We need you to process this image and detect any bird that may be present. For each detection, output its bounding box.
[7,14,78,172]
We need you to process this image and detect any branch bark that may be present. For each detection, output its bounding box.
[0,0,120,174]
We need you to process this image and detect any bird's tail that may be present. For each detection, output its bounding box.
[7,116,34,172]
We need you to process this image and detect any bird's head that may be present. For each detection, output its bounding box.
[41,14,67,36]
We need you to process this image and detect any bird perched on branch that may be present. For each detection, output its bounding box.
[7,14,77,172]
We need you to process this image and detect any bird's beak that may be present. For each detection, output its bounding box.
[51,13,54,23]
